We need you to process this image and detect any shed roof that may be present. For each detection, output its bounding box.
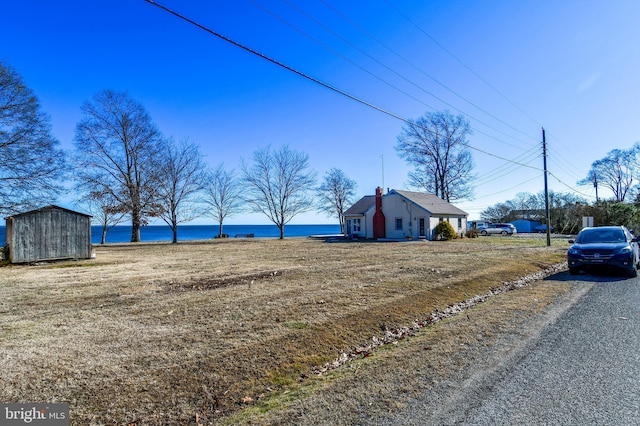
[344,195,375,216]
[6,205,92,220]
[392,190,468,216]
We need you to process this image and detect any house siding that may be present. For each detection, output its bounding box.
[364,209,374,238]
[345,215,367,238]
[383,193,413,239]
[431,216,468,239]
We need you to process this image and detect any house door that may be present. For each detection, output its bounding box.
[419,218,426,237]
[346,219,352,235]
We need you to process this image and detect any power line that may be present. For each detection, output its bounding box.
[252,0,536,151]
[475,157,540,186]
[247,0,439,115]
[548,146,588,183]
[143,0,542,170]
[383,0,542,129]
[470,175,542,200]
[474,148,541,187]
[547,171,596,199]
[142,2,426,132]
[545,131,590,181]
[319,0,539,147]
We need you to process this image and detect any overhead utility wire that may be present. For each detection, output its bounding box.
[319,0,538,146]
[547,171,594,198]
[474,146,540,182]
[382,2,587,192]
[474,159,540,187]
[252,0,528,151]
[143,0,542,171]
[474,148,541,187]
[383,0,542,129]
[543,129,588,177]
[274,0,534,150]
[548,147,588,182]
[246,0,438,120]
[471,175,542,200]
[546,137,590,180]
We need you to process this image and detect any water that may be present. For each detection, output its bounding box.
[0,224,341,245]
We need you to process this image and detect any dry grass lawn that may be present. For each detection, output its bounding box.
[0,236,569,424]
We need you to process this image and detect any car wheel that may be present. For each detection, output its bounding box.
[501,230,508,236]
[569,267,579,275]
[481,230,488,236]
[628,267,638,278]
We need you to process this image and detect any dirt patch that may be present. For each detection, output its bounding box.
[165,269,289,292]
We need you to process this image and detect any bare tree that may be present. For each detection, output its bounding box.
[534,190,587,233]
[396,110,474,201]
[579,148,635,202]
[241,145,316,239]
[155,138,207,243]
[511,192,540,219]
[203,164,243,238]
[81,189,127,244]
[74,90,163,242]
[317,168,357,233]
[0,60,65,215]
[480,202,516,223]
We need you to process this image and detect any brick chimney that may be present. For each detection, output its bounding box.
[373,187,385,239]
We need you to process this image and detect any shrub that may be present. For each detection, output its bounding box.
[465,228,479,238]
[435,221,457,240]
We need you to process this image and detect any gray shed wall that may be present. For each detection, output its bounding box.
[7,208,92,263]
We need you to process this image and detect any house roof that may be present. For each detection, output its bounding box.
[392,190,468,216]
[344,195,375,216]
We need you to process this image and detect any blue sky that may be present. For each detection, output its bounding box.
[2,1,640,224]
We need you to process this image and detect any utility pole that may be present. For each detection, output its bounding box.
[542,128,551,247]
[593,173,599,202]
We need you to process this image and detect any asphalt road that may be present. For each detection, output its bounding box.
[389,271,640,425]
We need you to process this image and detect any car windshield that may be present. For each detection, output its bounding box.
[577,229,626,244]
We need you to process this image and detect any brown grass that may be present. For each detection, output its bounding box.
[0,236,568,424]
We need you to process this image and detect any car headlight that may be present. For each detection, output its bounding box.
[568,248,581,255]
[619,246,633,254]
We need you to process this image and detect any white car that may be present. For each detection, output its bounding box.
[480,223,517,236]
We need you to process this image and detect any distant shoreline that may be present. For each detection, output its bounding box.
[90,224,341,244]
[0,224,342,245]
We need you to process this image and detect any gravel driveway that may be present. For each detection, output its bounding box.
[384,272,640,425]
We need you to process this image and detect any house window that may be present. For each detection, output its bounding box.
[458,218,462,229]
[439,217,444,222]
[395,218,403,230]
[353,218,361,233]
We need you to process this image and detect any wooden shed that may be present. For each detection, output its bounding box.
[5,205,92,263]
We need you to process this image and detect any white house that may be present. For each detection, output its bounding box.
[343,188,468,240]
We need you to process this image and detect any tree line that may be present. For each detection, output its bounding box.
[481,191,640,234]
[0,61,360,242]
[481,144,640,233]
